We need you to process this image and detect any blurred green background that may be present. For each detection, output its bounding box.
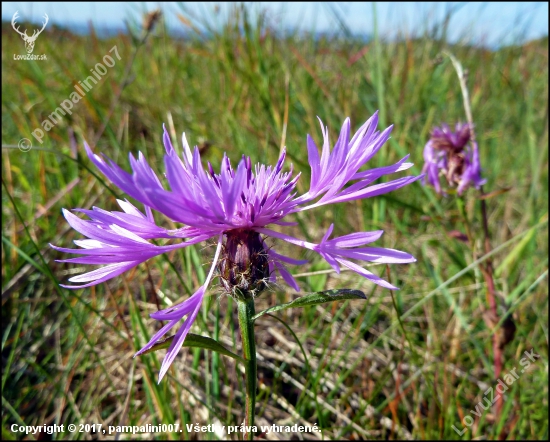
[2,2,548,440]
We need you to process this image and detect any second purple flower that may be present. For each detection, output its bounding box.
[422,122,486,195]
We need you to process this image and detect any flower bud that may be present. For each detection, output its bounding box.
[143,9,162,33]
[219,230,269,298]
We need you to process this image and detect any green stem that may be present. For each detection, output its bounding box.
[237,296,257,440]
[456,196,473,248]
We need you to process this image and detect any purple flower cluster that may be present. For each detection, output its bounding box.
[422,123,486,195]
[53,112,421,381]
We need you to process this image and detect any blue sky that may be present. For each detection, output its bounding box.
[2,2,548,47]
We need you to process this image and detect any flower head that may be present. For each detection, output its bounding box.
[53,112,421,382]
[422,122,486,195]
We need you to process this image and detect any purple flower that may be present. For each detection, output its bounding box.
[52,112,421,382]
[422,123,486,195]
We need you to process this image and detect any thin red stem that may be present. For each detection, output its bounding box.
[443,51,504,422]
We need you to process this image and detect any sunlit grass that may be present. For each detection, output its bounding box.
[2,4,548,440]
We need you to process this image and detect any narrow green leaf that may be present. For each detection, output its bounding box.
[478,187,512,200]
[495,224,537,277]
[2,235,47,275]
[252,289,367,321]
[139,333,244,363]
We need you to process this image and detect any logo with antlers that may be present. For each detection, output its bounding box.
[11,11,49,54]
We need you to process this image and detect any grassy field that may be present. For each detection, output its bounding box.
[2,4,548,440]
